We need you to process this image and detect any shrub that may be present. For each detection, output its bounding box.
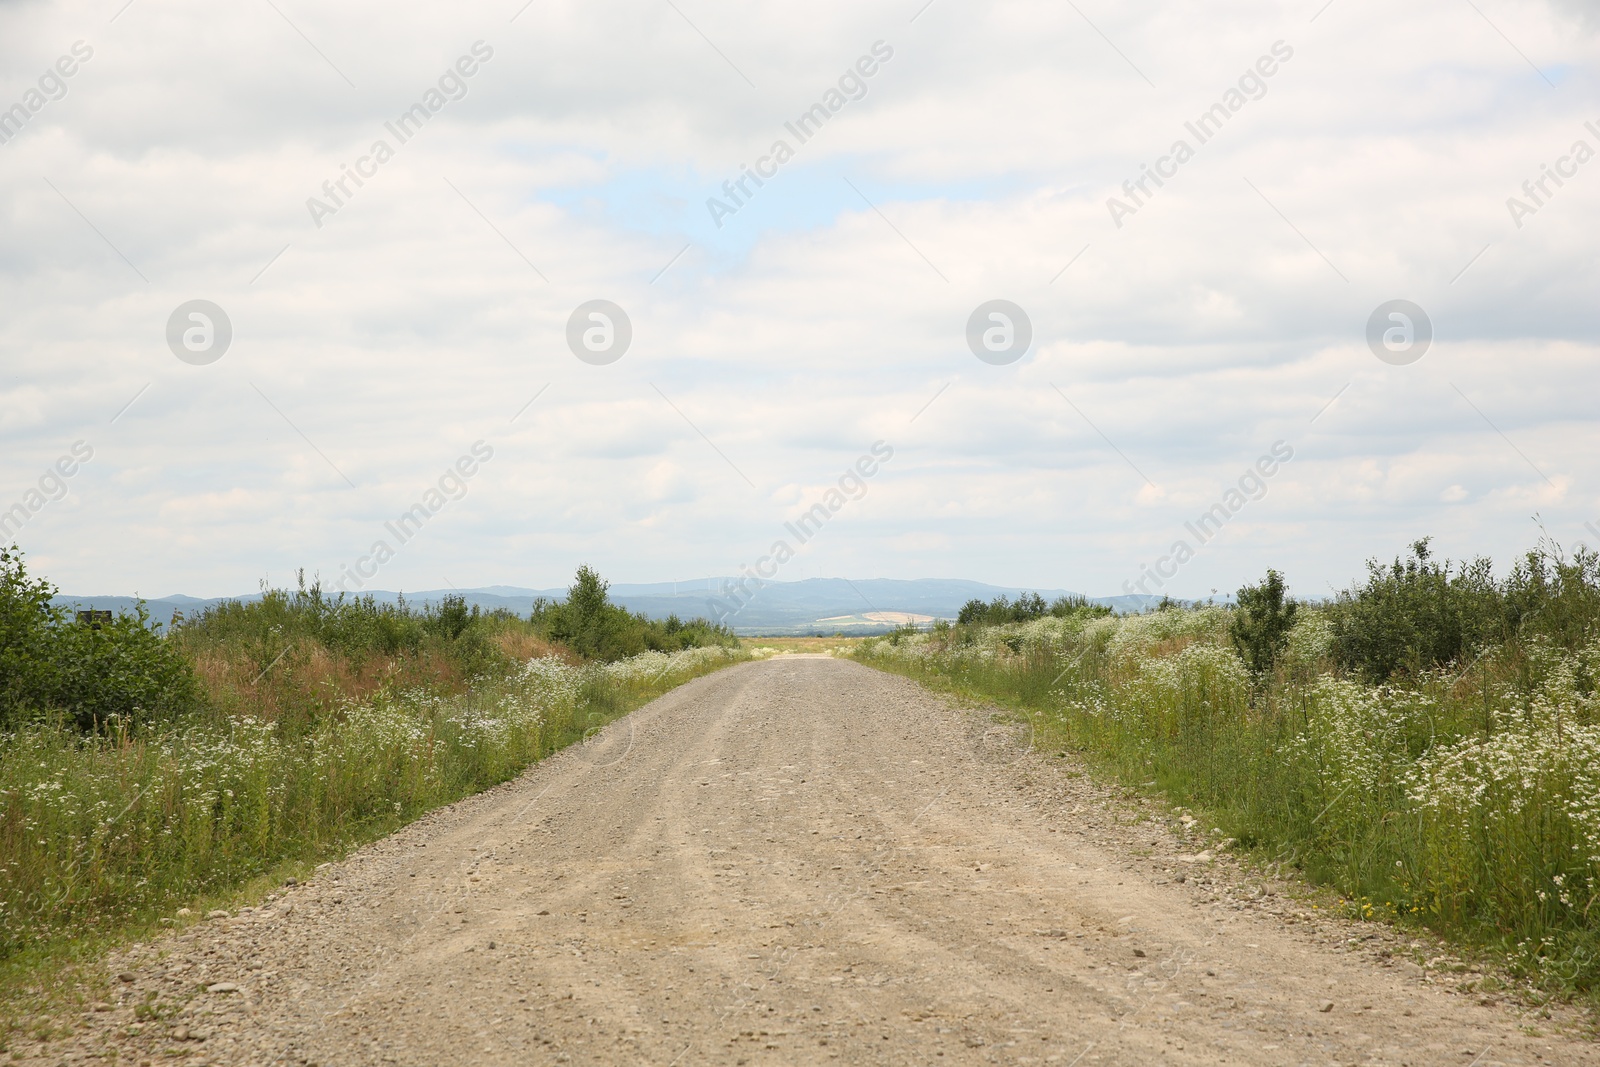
[1331,538,1504,682]
[956,592,1110,627]
[180,577,429,660]
[532,565,735,662]
[0,548,198,731]
[1502,543,1600,653]
[424,593,478,641]
[1230,568,1297,675]
[886,623,921,646]
[1327,538,1600,684]
[0,546,58,720]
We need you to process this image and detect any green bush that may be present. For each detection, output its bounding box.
[1330,538,1505,682]
[181,576,429,660]
[533,565,734,662]
[0,547,57,719]
[886,622,922,646]
[1326,539,1600,684]
[0,548,198,731]
[1230,568,1297,675]
[424,593,478,641]
[956,592,1110,626]
[1501,544,1600,653]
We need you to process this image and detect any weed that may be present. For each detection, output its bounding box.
[855,536,1600,1002]
[0,561,743,995]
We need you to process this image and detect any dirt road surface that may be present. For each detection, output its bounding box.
[22,657,1600,1066]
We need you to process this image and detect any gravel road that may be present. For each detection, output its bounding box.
[21,656,1600,1066]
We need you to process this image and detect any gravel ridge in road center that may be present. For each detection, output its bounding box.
[18,656,1599,1066]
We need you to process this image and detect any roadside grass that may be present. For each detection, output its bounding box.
[854,573,1600,1010]
[0,557,749,1049]
[0,644,744,1048]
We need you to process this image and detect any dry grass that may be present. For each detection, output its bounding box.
[741,636,862,655]
[190,644,468,725]
[492,629,577,664]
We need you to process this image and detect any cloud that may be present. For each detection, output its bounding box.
[0,0,1596,599]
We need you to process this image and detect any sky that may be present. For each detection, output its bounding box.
[1,0,1597,601]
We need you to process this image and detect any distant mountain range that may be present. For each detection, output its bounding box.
[51,578,1181,636]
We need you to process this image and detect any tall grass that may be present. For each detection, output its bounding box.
[171,583,565,732]
[0,647,742,968]
[0,559,745,998]
[856,544,1600,998]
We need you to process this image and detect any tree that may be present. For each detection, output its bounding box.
[533,566,735,661]
[560,565,612,658]
[1230,569,1297,675]
[542,566,642,660]
[424,594,478,640]
[0,546,62,719]
[956,598,988,625]
[0,547,198,730]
